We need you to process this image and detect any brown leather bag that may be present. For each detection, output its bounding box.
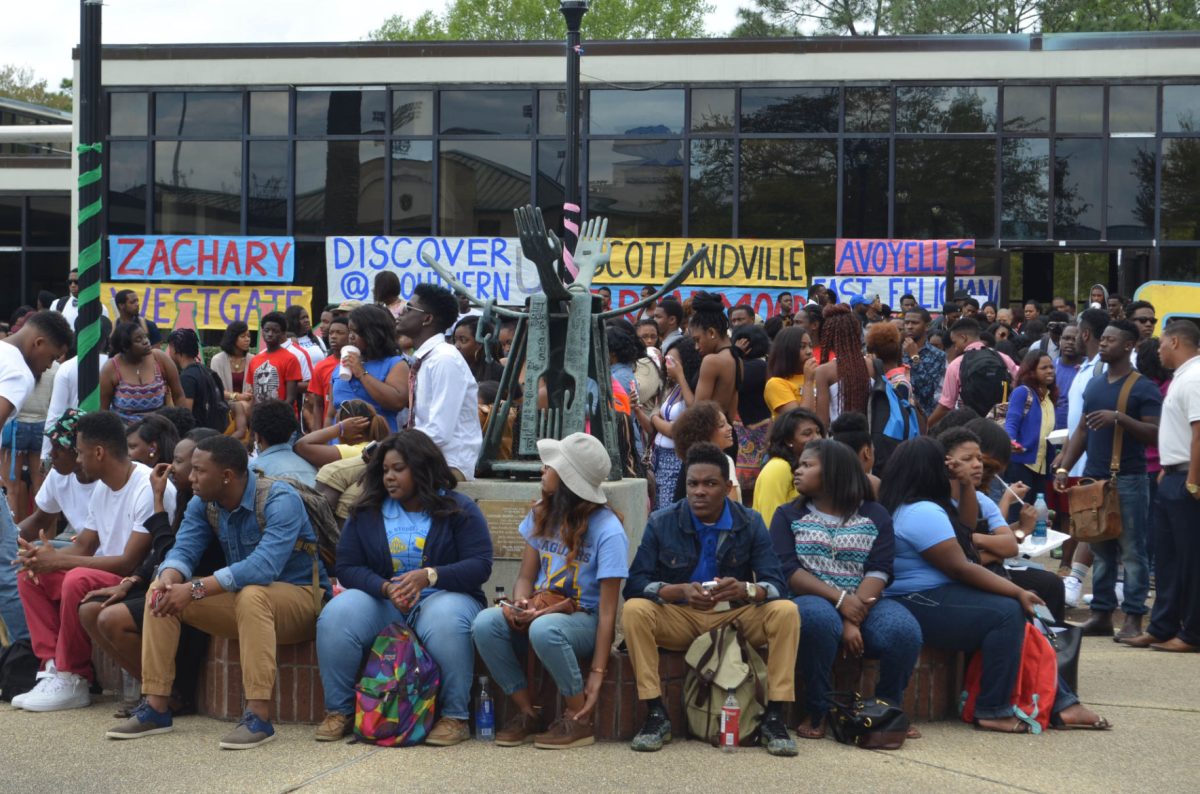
[1065,372,1140,543]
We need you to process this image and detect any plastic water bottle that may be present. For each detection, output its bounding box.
[494,585,507,606]
[1033,494,1049,541]
[476,676,495,741]
[720,689,740,752]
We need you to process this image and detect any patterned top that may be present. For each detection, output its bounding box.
[788,506,884,592]
[111,356,167,425]
[903,340,946,417]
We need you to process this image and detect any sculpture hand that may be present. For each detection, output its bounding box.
[570,217,609,289]
[514,205,568,299]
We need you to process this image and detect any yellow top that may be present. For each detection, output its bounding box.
[1027,395,1055,475]
[752,456,797,529]
[764,375,805,418]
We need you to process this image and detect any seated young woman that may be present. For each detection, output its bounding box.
[881,436,1108,733]
[769,439,922,739]
[751,408,825,528]
[829,412,881,499]
[314,430,494,746]
[294,399,390,468]
[472,432,628,750]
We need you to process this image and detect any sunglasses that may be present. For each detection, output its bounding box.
[67,279,79,285]
[1133,316,1157,324]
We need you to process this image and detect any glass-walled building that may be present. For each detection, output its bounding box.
[31,33,1200,317]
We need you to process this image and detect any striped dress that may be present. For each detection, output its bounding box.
[111,356,168,425]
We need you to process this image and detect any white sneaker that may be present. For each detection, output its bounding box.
[11,661,57,709]
[1115,581,1125,607]
[20,671,91,712]
[1063,576,1082,608]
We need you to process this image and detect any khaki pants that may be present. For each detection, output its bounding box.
[623,598,799,702]
[142,582,321,701]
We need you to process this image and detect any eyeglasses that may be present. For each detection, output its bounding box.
[402,303,429,315]
[1133,316,1157,324]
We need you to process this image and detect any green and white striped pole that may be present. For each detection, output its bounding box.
[76,0,103,412]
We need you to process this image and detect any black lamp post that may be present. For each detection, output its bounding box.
[559,1,587,283]
[77,0,103,411]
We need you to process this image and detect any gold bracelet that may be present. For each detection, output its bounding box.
[590,668,606,675]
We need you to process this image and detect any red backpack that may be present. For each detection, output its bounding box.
[960,621,1057,734]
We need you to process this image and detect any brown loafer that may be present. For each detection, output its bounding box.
[425,717,471,746]
[1117,632,1166,648]
[1150,637,1200,653]
[1075,612,1114,637]
[533,716,594,749]
[1114,614,1144,642]
[314,711,353,742]
[495,711,544,747]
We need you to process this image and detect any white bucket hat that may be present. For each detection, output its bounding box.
[537,432,610,504]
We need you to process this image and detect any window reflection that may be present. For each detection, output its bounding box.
[109,92,147,136]
[250,92,289,136]
[690,139,733,237]
[392,91,433,136]
[537,140,566,233]
[1003,86,1050,133]
[1107,138,1155,240]
[0,197,21,246]
[741,88,839,133]
[440,141,531,236]
[295,140,386,236]
[1053,138,1102,240]
[155,141,242,234]
[740,140,836,238]
[1002,138,1049,239]
[590,89,684,136]
[297,90,388,136]
[1109,85,1156,134]
[842,139,888,238]
[108,140,148,234]
[588,139,683,237]
[1160,248,1200,279]
[539,90,567,136]
[895,140,995,238]
[27,196,70,246]
[1163,85,1200,133]
[896,86,996,133]
[391,140,433,235]
[690,89,735,133]
[845,87,890,133]
[248,141,288,235]
[441,91,532,136]
[155,93,243,138]
[1160,138,1200,240]
[1055,86,1103,134]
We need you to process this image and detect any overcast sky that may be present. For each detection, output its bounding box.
[5,0,748,86]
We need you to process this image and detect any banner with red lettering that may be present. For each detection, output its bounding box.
[835,239,975,276]
[108,236,295,282]
[101,283,312,331]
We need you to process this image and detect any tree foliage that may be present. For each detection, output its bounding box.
[371,0,714,41]
[0,65,72,111]
[730,0,1200,36]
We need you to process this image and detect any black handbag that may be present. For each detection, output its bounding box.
[1037,619,1082,693]
[827,692,909,750]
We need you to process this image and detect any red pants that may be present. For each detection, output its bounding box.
[16,567,121,679]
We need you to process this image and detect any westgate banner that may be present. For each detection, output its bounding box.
[835,239,975,276]
[810,275,1001,311]
[596,239,807,287]
[101,283,312,331]
[109,236,295,282]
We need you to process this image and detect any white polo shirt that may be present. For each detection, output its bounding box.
[1159,355,1200,467]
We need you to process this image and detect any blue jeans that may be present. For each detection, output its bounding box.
[315,588,481,719]
[892,584,1026,720]
[1090,473,1150,615]
[793,595,922,719]
[472,606,598,698]
[0,499,29,642]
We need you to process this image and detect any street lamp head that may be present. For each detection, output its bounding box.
[560,0,588,30]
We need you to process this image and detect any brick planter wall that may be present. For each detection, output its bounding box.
[197,638,324,724]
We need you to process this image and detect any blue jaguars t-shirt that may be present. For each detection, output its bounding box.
[884,501,956,596]
[518,506,630,610]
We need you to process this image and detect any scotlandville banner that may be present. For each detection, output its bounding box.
[109,236,295,282]
[102,283,312,331]
[324,236,809,305]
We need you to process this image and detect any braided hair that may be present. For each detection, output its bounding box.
[688,291,730,337]
[821,304,869,416]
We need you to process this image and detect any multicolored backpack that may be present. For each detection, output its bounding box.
[353,623,440,747]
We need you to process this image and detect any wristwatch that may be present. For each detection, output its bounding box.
[1187,482,1200,496]
[424,567,439,587]
[744,581,758,601]
[190,579,207,600]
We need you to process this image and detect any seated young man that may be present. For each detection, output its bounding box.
[12,410,175,712]
[622,442,799,757]
[248,399,318,486]
[18,409,96,545]
[106,434,330,750]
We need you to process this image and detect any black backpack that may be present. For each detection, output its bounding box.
[203,368,231,432]
[0,640,38,702]
[958,348,1012,417]
[868,358,920,474]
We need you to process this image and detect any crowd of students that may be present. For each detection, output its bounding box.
[0,273,1198,756]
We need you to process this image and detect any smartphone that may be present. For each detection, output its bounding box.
[701,581,720,591]
[498,599,527,613]
[1032,603,1055,624]
[149,588,164,611]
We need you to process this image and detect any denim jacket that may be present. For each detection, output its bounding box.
[623,498,785,602]
[159,470,330,593]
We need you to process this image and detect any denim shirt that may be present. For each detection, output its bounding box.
[251,444,318,488]
[623,498,785,603]
[159,471,330,593]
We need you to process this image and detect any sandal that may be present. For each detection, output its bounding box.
[1051,714,1112,731]
[906,724,922,739]
[796,716,826,740]
[973,717,1031,734]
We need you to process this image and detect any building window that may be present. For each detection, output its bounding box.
[297,89,388,136]
[1053,138,1103,240]
[1160,138,1200,240]
[844,86,891,134]
[539,90,568,136]
[690,89,735,134]
[440,90,532,136]
[154,141,242,234]
[588,139,683,237]
[295,140,386,236]
[155,92,243,138]
[109,92,148,137]
[897,86,997,134]
[1003,86,1050,133]
[1106,138,1155,240]
[895,139,996,238]
[741,87,839,134]
[26,196,70,246]
[689,139,733,237]
[1109,85,1156,134]
[1001,138,1050,240]
[740,139,837,238]
[392,91,434,136]
[842,138,889,238]
[1055,86,1104,134]
[250,92,289,136]
[391,140,434,235]
[247,141,289,235]
[590,89,685,136]
[439,140,531,236]
[1162,85,1200,134]
[107,140,148,235]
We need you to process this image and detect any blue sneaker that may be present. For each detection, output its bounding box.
[106,700,174,740]
[220,710,276,750]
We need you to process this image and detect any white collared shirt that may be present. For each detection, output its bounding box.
[411,335,481,479]
[1066,352,1105,478]
[1159,355,1200,467]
